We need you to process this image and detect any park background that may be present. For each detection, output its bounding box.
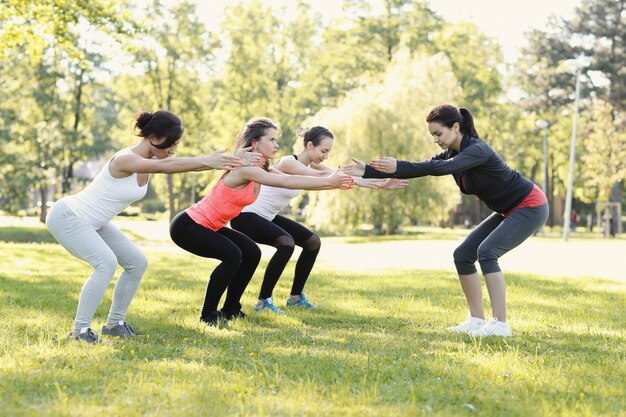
[1,0,625,416]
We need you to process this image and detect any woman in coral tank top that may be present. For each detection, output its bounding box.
[169,117,354,326]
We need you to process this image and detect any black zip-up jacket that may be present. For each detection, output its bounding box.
[363,134,534,213]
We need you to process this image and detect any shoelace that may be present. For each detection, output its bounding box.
[264,299,283,312]
[123,322,139,336]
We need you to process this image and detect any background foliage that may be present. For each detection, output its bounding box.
[1,0,624,232]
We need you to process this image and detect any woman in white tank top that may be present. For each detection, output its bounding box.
[45,110,258,344]
[230,126,408,314]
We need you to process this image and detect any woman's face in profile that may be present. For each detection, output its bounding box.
[428,122,460,150]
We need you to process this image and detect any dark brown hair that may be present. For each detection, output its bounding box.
[235,117,279,171]
[297,126,334,147]
[425,104,478,137]
[134,110,184,149]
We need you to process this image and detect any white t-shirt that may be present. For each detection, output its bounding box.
[241,155,301,221]
[64,147,149,229]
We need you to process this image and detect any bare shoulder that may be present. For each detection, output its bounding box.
[274,157,299,170]
[275,157,313,175]
[228,165,266,184]
[109,151,142,175]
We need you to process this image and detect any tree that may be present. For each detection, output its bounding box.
[568,0,626,112]
[297,0,442,115]
[120,0,220,220]
[579,100,626,202]
[304,51,462,234]
[0,0,137,220]
[0,50,67,221]
[213,0,319,154]
[431,22,503,115]
[516,0,626,222]
[0,0,137,63]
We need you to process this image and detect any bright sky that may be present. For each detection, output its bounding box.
[426,0,582,63]
[192,0,583,64]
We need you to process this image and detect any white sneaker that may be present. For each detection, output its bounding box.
[468,317,512,337]
[446,316,486,334]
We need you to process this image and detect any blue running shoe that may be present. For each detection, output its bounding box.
[254,297,285,314]
[286,292,315,309]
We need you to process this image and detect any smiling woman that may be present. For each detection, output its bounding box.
[45,110,254,345]
[230,125,408,315]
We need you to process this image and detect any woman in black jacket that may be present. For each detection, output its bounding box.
[346,104,548,337]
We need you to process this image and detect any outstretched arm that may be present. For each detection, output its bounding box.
[236,166,354,190]
[368,144,492,178]
[280,158,397,189]
[342,158,394,179]
[274,158,332,177]
[110,149,244,175]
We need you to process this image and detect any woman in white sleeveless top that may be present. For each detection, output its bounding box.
[230,126,407,313]
[46,110,256,343]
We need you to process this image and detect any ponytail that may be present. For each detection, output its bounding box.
[426,104,479,138]
[459,108,478,137]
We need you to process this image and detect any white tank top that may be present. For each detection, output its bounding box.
[64,147,149,229]
[241,155,301,221]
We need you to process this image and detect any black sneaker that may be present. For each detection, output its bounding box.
[68,328,101,344]
[200,310,228,327]
[102,321,142,338]
[221,309,247,320]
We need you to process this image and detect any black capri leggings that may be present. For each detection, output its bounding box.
[230,213,321,299]
[453,204,549,275]
[169,211,261,318]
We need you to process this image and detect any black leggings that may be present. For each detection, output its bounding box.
[169,211,261,318]
[230,213,320,299]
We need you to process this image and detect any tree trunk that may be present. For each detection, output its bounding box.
[610,181,622,235]
[63,67,84,195]
[39,185,48,224]
[168,173,175,221]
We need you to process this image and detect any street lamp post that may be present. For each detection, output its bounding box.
[563,57,590,242]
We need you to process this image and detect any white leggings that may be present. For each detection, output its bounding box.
[46,200,148,331]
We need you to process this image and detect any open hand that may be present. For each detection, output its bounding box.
[341,158,366,177]
[207,149,242,170]
[329,169,355,190]
[369,157,397,174]
[355,178,387,189]
[236,146,261,166]
[381,178,409,190]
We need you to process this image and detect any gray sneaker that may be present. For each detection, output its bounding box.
[68,328,101,344]
[101,321,142,338]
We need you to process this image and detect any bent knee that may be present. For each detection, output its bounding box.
[133,253,149,273]
[276,234,296,250]
[453,245,475,264]
[302,234,321,252]
[476,245,498,263]
[95,254,119,276]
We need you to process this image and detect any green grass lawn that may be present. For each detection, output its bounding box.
[0,240,625,417]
